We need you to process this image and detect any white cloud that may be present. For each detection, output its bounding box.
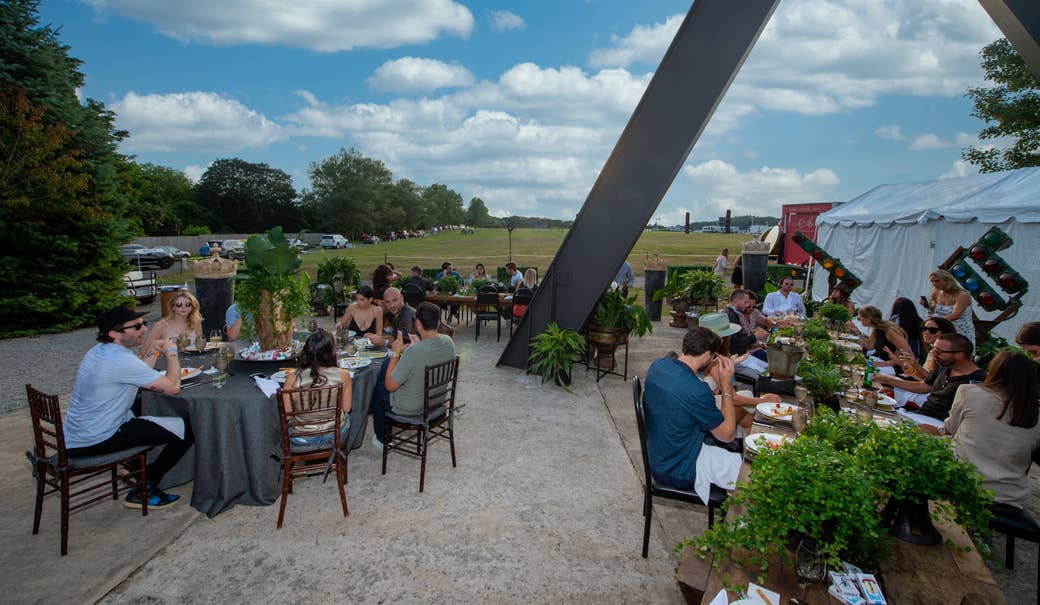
[590,0,1000,120]
[908,133,946,150]
[83,0,474,51]
[183,164,208,183]
[875,124,905,141]
[681,160,840,217]
[489,10,525,32]
[368,57,475,94]
[941,159,976,179]
[113,91,286,152]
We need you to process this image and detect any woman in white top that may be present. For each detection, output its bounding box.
[713,248,729,277]
[926,351,1040,509]
[927,269,974,349]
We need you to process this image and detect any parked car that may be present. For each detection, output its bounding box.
[220,239,246,260]
[123,270,157,303]
[119,244,174,269]
[158,245,191,259]
[320,234,349,249]
[361,234,380,244]
[288,238,310,251]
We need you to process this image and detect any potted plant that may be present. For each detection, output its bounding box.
[798,362,847,411]
[436,274,460,295]
[685,410,993,582]
[528,322,587,387]
[310,257,361,315]
[469,277,492,293]
[682,269,728,311]
[235,227,310,351]
[818,302,853,329]
[587,285,652,370]
[801,318,830,342]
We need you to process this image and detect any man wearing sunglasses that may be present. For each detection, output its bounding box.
[63,306,194,508]
[875,333,985,422]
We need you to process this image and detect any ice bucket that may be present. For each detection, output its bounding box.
[765,343,804,380]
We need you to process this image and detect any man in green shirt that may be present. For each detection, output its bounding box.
[385,302,456,417]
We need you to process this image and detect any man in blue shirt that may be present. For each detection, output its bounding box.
[64,306,194,508]
[435,261,464,323]
[643,327,742,499]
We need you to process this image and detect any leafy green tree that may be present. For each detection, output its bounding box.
[302,148,393,236]
[963,38,1040,172]
[194,158,301,233]
[119,160,204,235]
[0,1,132,336]
[465,196,492,227]
[422,183,465,225]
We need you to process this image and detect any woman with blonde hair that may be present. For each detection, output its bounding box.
[522,268,538,290]
[854,305,909,365]
[927,269,975,349]
[141,291,204,360]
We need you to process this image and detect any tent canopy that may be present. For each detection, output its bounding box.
[811,167,1040,343]
[819,166,1040,226]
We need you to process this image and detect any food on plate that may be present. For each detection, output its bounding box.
[772,404,794,417]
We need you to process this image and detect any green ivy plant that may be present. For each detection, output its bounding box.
[312,257,362,309]
[801,318,830,341]
[235,227,310,349]
[528,322,587,388]
[469,277,492,293]
[686,410,994,581]
[436,275,460,294]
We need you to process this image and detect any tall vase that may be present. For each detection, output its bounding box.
[882,496,942,545]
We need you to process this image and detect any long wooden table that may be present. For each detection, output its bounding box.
[425,293,513,320]
[676,410,1007,604]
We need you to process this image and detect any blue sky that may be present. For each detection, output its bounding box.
[41,0,1004,224]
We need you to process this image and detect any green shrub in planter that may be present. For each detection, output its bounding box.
[436,275,460,294]
[801,318,830,342]
[818,302,853,324]
[528,322,587,387]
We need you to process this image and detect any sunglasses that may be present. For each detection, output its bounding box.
[117,320,147,332]
[173,302,193,308]
[932,347,963,355]
[923,326,941,334]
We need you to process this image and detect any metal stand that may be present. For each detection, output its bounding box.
[582,339,629,382]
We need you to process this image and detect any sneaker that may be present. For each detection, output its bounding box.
[371,434,383,449]
[124,484,179,509]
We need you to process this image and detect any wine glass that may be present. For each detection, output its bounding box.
[855,399,874,422]
[795,538,828,583]
[794,385,808,406]
[792,407,809,434]
[209,330,222,347]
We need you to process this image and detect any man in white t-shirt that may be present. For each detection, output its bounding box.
[762,277,806,317]
[64,306,193,508]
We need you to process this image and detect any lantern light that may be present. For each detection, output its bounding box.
[969,245,987,261]
[964,277,981,292]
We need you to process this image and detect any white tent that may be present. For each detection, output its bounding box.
[811,166,1040,343]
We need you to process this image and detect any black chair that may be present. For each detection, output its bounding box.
[382,356,460,492]
[401,282,425,308]
[25,384,150,555]
[633,377,727,558]
[989,502,1040,604]
[474,285,503,342]
[509,286,534,337]
[275,383,349,528]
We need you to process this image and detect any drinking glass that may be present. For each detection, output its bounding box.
[862,387,878,408]
[794,385,808,405]
[176,333,189,351]
[213,372,228,389]
[795,538,828,583]
[855,399,874,422]
[209,330,222,345]
[215,350,228,372]
[792,407,810,434]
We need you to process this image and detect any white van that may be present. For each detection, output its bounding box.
[320,234,349,249]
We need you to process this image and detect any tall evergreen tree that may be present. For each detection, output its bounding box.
[0,1,132,336]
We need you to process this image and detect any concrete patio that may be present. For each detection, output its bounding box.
[1,306,1037,603]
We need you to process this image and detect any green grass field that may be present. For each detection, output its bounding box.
[164,228,751,303]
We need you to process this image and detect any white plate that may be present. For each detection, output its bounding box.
[875,393,897,409]
[270,370,288,383]
[839,333,860,341]
[353,338,372,348]
[165,367,201,380]
[745,433,792,455]
[338,357,373,370]
[756,402,799,422]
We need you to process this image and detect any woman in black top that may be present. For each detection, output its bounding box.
[889,297,924,361]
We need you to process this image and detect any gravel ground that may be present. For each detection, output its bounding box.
[0,299,162,416]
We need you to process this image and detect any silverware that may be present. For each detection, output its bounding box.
[180,378,214,390]
[753,420,780,429]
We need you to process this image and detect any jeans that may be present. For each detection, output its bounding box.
[67,417,194,487]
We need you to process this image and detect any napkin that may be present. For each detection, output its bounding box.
[254,376,280,398]
[202,366,220,375]
[896,409,945,428]
[707,589,728,605]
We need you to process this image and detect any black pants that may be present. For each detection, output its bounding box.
[67,418,194,488]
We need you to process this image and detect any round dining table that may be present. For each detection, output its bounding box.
[142,355,381,517]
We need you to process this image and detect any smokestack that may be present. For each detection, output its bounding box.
[685,212,690,234]
[725,210,732,234]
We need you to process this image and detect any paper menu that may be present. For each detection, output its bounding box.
[746,583,781,605]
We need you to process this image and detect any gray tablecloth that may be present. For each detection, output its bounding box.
[142,362,379,517]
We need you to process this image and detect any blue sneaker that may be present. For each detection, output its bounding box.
[124,484,179,509]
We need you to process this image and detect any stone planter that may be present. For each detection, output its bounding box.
[587,325,628,370]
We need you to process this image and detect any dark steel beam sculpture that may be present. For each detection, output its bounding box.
[978,0,1040,81]
[498,0,782,368]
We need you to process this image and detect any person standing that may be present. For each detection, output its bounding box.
[730,256,743,289]
[64,306,193,508]
[926,269,975,350]
[712,248,729,277]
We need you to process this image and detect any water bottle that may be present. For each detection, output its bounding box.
[768,325,779,345]
[863,359,874,388]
